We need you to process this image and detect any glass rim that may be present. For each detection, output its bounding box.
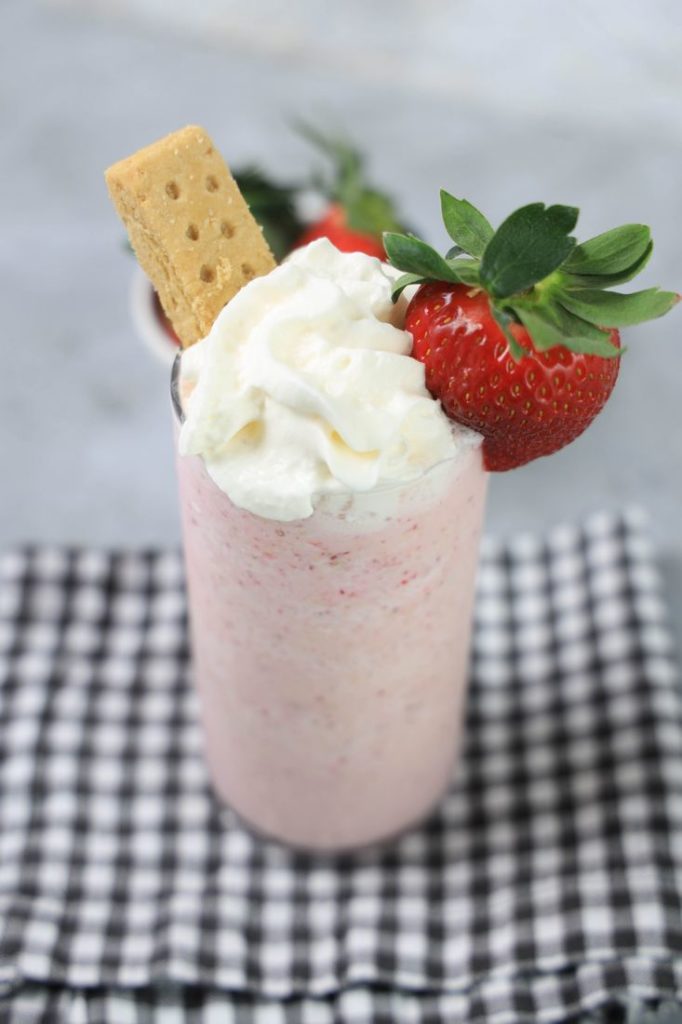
[170,351,185,425]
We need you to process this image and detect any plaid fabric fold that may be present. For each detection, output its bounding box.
[0,510,680,1023]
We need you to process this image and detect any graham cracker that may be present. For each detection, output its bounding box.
[105,125,276,347]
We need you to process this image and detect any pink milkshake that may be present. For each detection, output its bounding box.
[108,126,679,853]
[174,239,488,851]
[176,426,486,850]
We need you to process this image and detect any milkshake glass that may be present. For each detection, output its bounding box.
[172,357,488,852]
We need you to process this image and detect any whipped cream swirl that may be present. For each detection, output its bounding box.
[179,239,474,521]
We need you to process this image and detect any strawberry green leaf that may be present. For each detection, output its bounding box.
[346,187,404,235]
[563,224,651,275]
[383,233,464,284]
[546,204,580,234]
[445,245,465,259]
[545,302,620,354]
[295,120,364,199]
[479,203,579,298]
[390,273,426,302]
[440,191,494,258]
[296,121,405,236]
[559,333,625,360]
[561,241,653,288]
[559,287,680,327]
[514,301,620,358]
[513,306,566,352]
[445,258,481,286]
[490,304,526,361]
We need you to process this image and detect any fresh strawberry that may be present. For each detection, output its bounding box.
[404,282,621,470]
[295,124,406,258]
[384,195,679,470]
[296,203,386,259]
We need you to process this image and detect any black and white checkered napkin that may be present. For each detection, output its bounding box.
[1,510,681,1024]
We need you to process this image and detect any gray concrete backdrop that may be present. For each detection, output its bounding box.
[1,1,680,636]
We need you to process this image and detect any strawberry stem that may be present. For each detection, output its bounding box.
[383,193,678,360]
[296,122,405,236]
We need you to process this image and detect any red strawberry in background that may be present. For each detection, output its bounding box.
[295,124,406,259]
[297,203,387,260]
[384,195,679,470]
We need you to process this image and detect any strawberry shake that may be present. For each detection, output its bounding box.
[175,240,487,850]
[107,125,678,853]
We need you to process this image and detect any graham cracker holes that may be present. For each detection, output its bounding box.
[200,265,215,283]
[205,175,219,192]
[220,221,234,238]
[241,263,254,280]
[186,224,199,241]
[165,181,180,199]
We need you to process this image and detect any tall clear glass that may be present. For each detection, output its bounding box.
[172,357,488,852]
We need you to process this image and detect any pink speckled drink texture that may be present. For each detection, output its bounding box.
[177,436,487,852]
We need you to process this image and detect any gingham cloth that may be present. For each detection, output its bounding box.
[0,510,681,1024]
